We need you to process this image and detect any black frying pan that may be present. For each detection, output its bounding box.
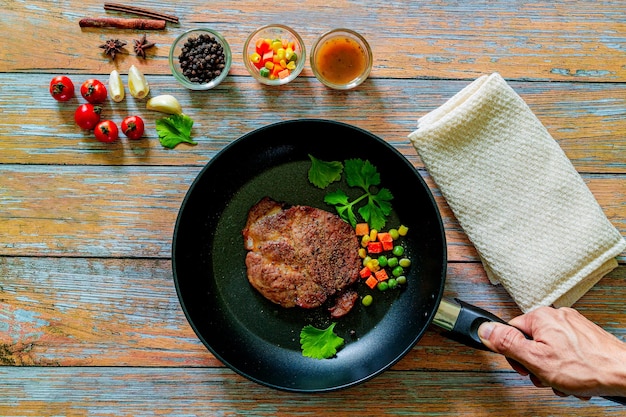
[171,120,558,393]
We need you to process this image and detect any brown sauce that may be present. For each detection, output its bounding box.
[315,37,367,85]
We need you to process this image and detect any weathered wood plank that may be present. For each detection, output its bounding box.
[0,256,623,370]
[0,74,624,173]
[0,367,624,416]
[2,1,625,414]
[1,166,623,260]
[3,1,625,82]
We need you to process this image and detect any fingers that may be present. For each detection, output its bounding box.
[478,321,531,358]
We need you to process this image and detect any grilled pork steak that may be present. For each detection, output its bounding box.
[243,197,361,314]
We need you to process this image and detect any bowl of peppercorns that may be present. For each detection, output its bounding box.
[169,28,232,90]
[243,24,306,86]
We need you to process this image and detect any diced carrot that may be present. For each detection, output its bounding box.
[355,223,370,236]
[359,266,372,279]
[278,68,290,79]
[378,232,394,251]
[378,232,392,242]
[271,64,283,77]
[375,269,389,281]
[365,276,378,289]
[367,241,383,254]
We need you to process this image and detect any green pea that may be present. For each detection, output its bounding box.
[362,294,373,307]
[388,278,398,289]
[396,276,407,285]
[377,281,389,291]
[387,257,399,268]
[399,258,411,268]
[392,245,405,256]
[392,265,404,277]
[389,228,400,240]
[377,255,388,267]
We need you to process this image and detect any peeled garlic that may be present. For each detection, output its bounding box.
[128,65,149,99]
[108,70,125,102]
[146,94,183,115]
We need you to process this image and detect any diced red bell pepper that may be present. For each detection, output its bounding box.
[255,38,271,55]
[262,50,274,63]
[367,241,383,254]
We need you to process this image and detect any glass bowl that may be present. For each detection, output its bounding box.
[310,28,373,90]
[169,28,232,90]
[243,24,306,86]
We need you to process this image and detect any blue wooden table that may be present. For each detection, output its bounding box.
[1,1,624,415]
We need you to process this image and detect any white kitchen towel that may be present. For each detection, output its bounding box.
[408,73,626,313]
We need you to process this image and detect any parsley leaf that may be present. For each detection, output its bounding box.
[308,155,394,230]
[300,322,344,359]
[308,154,343,188]
[358,187,393,231]
[344,158,380,190]
[324,189,361,228]
[155,113,196,149]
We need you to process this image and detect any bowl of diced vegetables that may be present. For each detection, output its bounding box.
[243,24,306,86]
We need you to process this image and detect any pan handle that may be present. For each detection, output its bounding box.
[433,298,626,405]
[433,298,509,351]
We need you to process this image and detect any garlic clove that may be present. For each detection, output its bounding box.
[146,94,183,115]
[128,65,149,99]
[108,70,125,102]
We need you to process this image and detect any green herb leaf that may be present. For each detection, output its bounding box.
[155,113,196,149]
[300,322,344,359]
[308,154,343,189]
[324,189,360,228]
[344,158,380,190]
[326,158,393,230]
[359,187,394,231]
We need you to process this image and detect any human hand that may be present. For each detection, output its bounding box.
[478,306,626,399]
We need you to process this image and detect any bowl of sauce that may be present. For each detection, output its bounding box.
[310,29,373,90]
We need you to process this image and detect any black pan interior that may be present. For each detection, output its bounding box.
[172,119,446,392]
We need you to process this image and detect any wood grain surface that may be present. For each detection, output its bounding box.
[1,0,625,415]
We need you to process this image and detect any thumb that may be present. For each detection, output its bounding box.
[478,321,529,356]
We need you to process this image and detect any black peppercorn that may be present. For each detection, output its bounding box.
[178,34,227,84]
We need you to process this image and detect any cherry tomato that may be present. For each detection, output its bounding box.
[49,76,75,102]
[80,79,108,104]
[94,120,119,143]
[121,115,145,140]
[74,103,101,130]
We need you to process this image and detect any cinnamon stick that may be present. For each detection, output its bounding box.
[104,2,179,24]
[79,17,166,30]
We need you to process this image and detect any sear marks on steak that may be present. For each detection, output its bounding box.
[243,197,361,315]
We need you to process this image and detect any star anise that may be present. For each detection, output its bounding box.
[133,34,155,59]
[99,39,127,60]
